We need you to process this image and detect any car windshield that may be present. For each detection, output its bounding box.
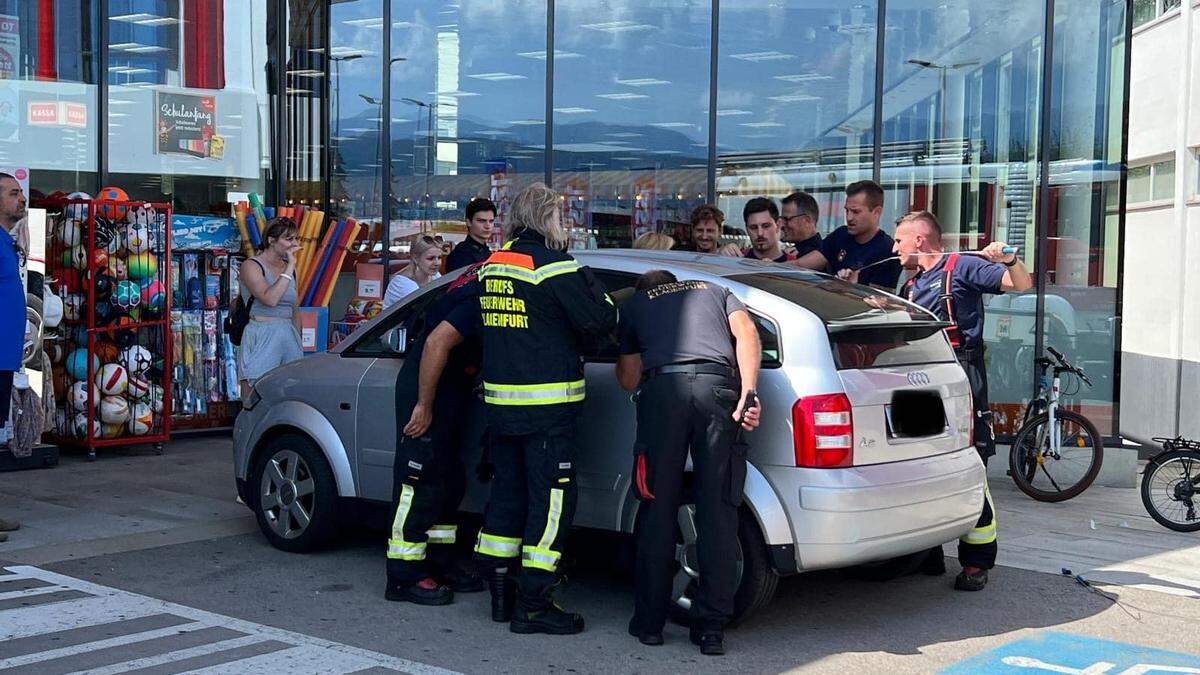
[728,272,934,325]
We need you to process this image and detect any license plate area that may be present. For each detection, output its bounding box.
[886,390,947,438]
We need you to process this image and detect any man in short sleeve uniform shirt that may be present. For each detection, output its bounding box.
[615,271,761,655]
[824,180,901,290]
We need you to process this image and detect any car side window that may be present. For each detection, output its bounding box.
[343,287,447,358]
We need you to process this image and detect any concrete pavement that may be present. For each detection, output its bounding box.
[1,436,1199,673]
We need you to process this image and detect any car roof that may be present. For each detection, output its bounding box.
[573,248,825,279]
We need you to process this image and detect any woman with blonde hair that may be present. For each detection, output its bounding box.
[632,232,675,251]
[383,234,443,308]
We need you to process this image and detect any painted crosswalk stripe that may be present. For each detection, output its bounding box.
[0,566,461,675]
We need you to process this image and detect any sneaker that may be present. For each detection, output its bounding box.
[384,577,454,606]
[0,518,19,532]
[689,626,725,656]
[954,566,989,591]
[627,617,664,646]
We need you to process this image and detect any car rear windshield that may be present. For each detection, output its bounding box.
[728,272,932,324]
[828,325,956,369]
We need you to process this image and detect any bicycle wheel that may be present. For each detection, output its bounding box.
[1140,450,1200,532]
[1008,410,1103,502]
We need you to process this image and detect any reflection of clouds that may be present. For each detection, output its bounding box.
[460,0,543,26]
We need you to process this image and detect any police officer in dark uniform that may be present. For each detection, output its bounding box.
[384,263,487,605]
[893,210,1032,591]
[472,183,617,635]
[616,270,762,655]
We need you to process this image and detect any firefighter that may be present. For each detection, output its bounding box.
[892,210,1033,591]
[473,182,617,635]
[615,270,761,655]
[385,263,487,605]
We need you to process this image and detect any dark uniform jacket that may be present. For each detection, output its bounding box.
[476,229,617,435]
[445,237,491,273]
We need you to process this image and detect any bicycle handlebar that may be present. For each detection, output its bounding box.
[1042,346,1092,387]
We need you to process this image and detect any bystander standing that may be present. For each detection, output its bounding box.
[0,172,28,541]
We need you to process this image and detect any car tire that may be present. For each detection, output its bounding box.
[668,507,779,627]
[250,433,339,553]
[843,549,929,582]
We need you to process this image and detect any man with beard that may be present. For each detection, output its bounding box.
[779,191,827,271]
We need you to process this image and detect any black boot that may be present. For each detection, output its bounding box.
[689,625,725,656]
[488,567,516,622]
[954,566,989,591]
[441,566,487,593]
[509,578,585,635]
[384,577,454,606]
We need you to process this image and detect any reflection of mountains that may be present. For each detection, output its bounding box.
[333,109,706,175]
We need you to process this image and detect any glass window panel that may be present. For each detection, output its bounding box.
[106,0,273,215]
[880,0,1045,432]
[1126,164,1151,202]
[1165,0,1182,11]
[552,0,710,249]
[0,0,98,195]
[716,1,877,234]
[389,0,546,249]
[329,0,382,221]
[284,0,326,208]
[1042,0,1127,437]
[1132,0,1158,26]
[1152,158,1175,200]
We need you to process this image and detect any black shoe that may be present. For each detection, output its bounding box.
[384,578,454,606]
[920,547,947,576]
[954,567,989,591]
[689,626,725,656]
[509,581,585,635]
[487,568,516,622]
[441,567,486,593]
[627,617,664,646]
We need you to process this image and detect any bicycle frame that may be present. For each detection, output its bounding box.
[1024,361,1064,458]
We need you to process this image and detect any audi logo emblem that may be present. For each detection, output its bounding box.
[906,372,932,386]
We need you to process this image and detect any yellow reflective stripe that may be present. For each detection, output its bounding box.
[479,259,580,286]
[483,380,586,406]
[426,524,457,544]
[537,488,564,551]
[961,485,997,545]
[521,545,561,572]
[536,260,581,281]
[475,532,522,558]
[387,484,427,560]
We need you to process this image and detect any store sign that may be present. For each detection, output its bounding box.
[0,15,18,80]
[28,102,58,125]
[25,102,87,128]
[172,215,240,250]
[155,92,223,159]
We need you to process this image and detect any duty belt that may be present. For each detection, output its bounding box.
[643,362,736,382]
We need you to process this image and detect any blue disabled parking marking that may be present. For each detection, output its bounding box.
[941,632,1200,674]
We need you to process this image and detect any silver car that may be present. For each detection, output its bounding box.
[233,250,986,622]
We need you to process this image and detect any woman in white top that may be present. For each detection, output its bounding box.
[383,234,443,308]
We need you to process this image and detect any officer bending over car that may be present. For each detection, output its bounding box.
[892,210,1032,591]
[616,270,761,655]
[384,263,487,605]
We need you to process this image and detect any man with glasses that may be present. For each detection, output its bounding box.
[779,191,827,271]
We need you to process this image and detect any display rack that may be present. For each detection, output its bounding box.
[41,196,173,460]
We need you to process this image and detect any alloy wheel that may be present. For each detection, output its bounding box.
[259,449,317,540]
[672,504,743,611]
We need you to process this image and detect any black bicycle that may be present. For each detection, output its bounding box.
[1008,347,1104,502]
[1141,437,1200,532]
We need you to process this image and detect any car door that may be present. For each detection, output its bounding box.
[573,269,641,531]
[344,287,447,502]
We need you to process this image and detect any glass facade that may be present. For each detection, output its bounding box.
[7,0,1131,437]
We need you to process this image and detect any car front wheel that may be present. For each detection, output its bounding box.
[669,505,779,627]
[250,433,339,552]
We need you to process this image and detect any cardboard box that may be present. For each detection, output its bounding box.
[294,306,329,353]
[356,263,384,300]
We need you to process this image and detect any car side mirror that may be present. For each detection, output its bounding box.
[385,326,407,354]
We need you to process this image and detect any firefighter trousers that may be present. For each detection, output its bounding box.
[386,384,472,586]
[631,371,744,633]
[957,347,997,569]
[473,420,578,596]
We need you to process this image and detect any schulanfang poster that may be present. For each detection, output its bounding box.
[155,92,223,159]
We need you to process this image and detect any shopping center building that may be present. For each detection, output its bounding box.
[4,0,1130,438]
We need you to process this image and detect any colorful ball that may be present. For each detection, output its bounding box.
[52,366,70,402]
[65,192,92,221]
[66,348,99,381]
[96,362,128,396]
[94,273,115,299]
[140,279,166,312]
[128,403,153,435]
[107,257,128,281]
[127,374,151,399]
[69,381,98,411]
[56,219,83,247]
[97,187,129,219]
[92,248,109,270]
[63,293,85,321]
[101,422,125,439]
[125,225,151,254]
[113,280,141,310]
[71,325,89,346]
[126,252,158,279]
[73,412,102,439]
[94,340,120,364]
[122,345,152,374]
[99,395,130,424]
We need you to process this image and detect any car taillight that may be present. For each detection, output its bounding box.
[793,393,854,468]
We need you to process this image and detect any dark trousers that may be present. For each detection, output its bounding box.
[386,382,471,586]
[632,371,743,633]
[473,419,578,596]
[0,370,12,430]
[956,347,997,569]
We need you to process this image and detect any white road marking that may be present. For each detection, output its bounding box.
[0,566,461,675]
